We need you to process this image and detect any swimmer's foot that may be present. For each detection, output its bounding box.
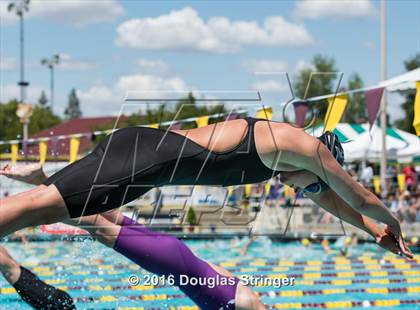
[0,246,21,284]
[13,266,76,309]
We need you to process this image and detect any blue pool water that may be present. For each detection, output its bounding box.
[0,238,419,309]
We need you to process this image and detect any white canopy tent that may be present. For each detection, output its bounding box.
[308,123,420,163]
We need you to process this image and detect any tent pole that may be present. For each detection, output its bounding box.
[380,0,387,193]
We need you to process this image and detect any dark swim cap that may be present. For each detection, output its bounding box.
[302,131,345,195]
[317,131,344,166]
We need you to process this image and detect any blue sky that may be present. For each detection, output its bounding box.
[1,0,419,121]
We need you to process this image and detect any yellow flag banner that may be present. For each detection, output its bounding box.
[256,107,273,120]
[397,173,406,192]
[373,175,381,194]
[69,137,80,163]
[11,143,18,164]
[195,116,209,128]
[324,94,348,131]
[148,123,159,129]
[39,141,48,165]
[413,81,420,135]
[265,182,270,195]
[227,186,234,195]
[244,184,252,197]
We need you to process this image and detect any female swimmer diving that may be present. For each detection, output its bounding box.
[0,117,413,256]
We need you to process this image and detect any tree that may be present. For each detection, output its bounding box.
[0,100,22,143]
[293,55,339,124]
[0,100,61,152]
[29,105,61,134]
[187,207,197,226]
[394,53,420,133]
[122,92,226,129]
[64,88,82,119]
[342,73,366,123]
[38,91,48,107]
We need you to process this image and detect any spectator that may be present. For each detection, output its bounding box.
[360,162,374,187]
[403,164,417,191]
[387,193,399,213]
[266,177,282,208]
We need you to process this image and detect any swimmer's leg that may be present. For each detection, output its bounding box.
[66,215,263,309]
[0,246,75,309]
[0,185,70,238]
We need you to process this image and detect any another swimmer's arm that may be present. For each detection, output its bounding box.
[0,163,48,185]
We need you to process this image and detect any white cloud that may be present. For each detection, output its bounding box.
[57,54,95,71]
[135,59,170,74]
[242,59,313,75]
[116,7,313,53]
[242,59,288,73]
[77,73,191,115]
[295,59,314,72]
[251,80,286,92]
[0,56,17,71]
[1,0,124,27]
[293,0,376,20]
[0,83,44,103]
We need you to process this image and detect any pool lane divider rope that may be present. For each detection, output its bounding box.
[1,285,419,302]
[1,274,415,292]
[1,275,419,295]
[269,299,420,309]
[2,296,420,308]
[19,267,419,280]
[18,260,420,277]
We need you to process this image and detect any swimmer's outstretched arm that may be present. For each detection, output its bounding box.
[280,170,413,258]
[266,125,405,250]
[306,190,410,257]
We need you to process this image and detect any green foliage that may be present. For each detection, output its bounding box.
[94,92,226,132]
[38,91,48,107]
[394,53,420,133]
[293,55,339,124]
[29,105,61,135]
[0,100,61,151]
[342,73,366,123]
[187,207,197,225]
[0,100,21,141]
[64,88,82,119]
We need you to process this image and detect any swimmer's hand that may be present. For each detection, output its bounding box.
[376,227,414,260]
[384,225,413,260]
[0,163,47,185]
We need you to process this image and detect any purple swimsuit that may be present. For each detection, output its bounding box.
[114,217,239,309]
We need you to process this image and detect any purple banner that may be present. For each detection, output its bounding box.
[225,112,238,121]
[169,122,182,130]
[365,87,384,129]
[50,136,59,157]
[293,100,309,128]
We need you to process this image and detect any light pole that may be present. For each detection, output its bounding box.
[41,54,60,112]
[380,0,387,191]
[16,103,33,142]
[8,0,30,103]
